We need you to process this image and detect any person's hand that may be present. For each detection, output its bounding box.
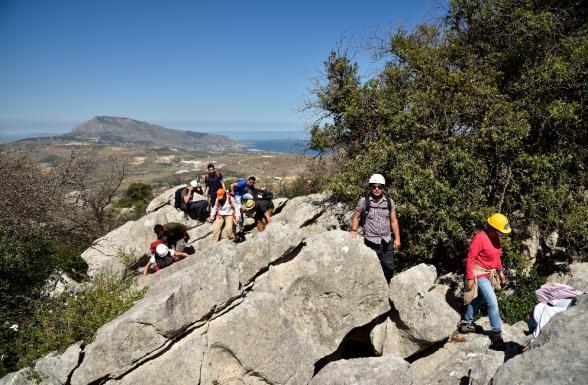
[207,217,213,223]
[350,230,358,238]
[466,279,475,290]
[393,239,401,250]
[499,272,506,285]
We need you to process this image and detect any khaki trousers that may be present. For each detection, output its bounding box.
[212,215,235,241]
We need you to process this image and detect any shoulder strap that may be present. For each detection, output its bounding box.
[386,196,392,213]
[363,194,371,215]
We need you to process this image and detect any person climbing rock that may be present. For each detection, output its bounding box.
[458,213,511,350]
[350,174,401,283]
[142,243,188,276]
[208,188,240,242]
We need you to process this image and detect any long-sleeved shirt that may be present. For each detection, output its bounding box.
[210,196,239,218]
[465,230,503,280]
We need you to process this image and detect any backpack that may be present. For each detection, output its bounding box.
[255,189,273,201]
[174,187,185,210]
[359,194,392,227]
[188,200,210,221]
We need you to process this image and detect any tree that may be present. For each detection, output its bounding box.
[309,0,587,272]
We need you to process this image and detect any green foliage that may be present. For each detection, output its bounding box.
[309,0,587,272]
[0,274,145,376]
[499,268,546,324]
[118,182,152,210]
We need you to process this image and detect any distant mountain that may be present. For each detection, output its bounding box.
[67,116,239,148]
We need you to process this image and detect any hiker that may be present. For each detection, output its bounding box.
[230,176,255,224]
[248,189,274,232]
[230,176,255,204]
[203,163,225,207]
[458,213,511,350]
[154,223,190,252]
[350,174,401,283]
[208,188,240,242]
[142,243,189,276]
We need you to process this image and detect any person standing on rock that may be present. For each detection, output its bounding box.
[203,163,225,208]
[208,188,240,242]
[350,174,401,283]
[458,213,511,350]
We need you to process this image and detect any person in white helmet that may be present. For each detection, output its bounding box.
[142,243,189,277]
[350,174,401,283]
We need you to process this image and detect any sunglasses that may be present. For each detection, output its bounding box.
[370,184,384,190]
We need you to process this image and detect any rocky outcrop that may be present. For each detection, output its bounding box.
[374,264,460,358]
[309,356,414,385]
[491,295,588,385]
[6,188,588,385]
[548,262,588,292]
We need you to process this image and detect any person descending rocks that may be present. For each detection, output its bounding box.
[350,174,401,283]
[230,176,255,224]
[208,188,240,242]
[203,163,225,208]
[153,223,190,253]
[458,213,511,350]
[142,243,189,276]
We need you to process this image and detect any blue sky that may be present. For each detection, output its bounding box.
[0,0,445,138]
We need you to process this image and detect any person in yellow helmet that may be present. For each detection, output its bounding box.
[458,213,511,350]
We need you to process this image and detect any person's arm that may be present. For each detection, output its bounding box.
[209,201,219,221]
[390,211,401,250]
[230,197,240,223]
[264,210,272,224]
[175,251,189,259]
[465,233,483,288]
[230,181,237,196]
[350,211,361,237]
[203,174,209,197]
[183,187,192,204]
[143,262,150,277]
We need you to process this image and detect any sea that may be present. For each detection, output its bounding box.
[211,130,314,154]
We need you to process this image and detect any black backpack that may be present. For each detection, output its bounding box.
[174,187,185,210]
[359,194,392,227]
[255,189,273,201]
[188,200,210,221]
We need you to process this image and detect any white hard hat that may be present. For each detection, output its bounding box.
[155,244,169,257]
[368,174,386,185]
[190,180,198,188]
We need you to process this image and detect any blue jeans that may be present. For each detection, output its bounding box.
[465,277,502,332]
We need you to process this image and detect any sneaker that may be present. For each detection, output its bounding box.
[489,330,505,350]
[458,321,476,334]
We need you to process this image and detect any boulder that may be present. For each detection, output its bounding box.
[200,231,390,385]
[547,262,588,292]
[389,264,460,347]
[491,295,588,385]
[309,356,414,385]
[0,370,35,385]
[34,342,83,385]
[370,317,423,359]
[410,332,505,385]
[43,273,83,298]
[273,193,335,228]
[520,223,542,265]
[81,205,203,278]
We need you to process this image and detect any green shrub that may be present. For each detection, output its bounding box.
[0,274,145,376]
[499,268,546,324]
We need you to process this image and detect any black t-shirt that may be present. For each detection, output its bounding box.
[205,172,223,194]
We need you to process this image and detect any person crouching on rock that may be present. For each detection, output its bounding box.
[208,188,240,242]
[143,244,188,277]
[458,213,511,350]
[350,174,401,284]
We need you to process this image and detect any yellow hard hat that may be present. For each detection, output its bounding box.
[487,213,511,234]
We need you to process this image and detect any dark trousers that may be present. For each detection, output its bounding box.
[364,238,394,282]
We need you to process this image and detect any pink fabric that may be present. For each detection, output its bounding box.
[465,231,503,280]
[535,283,584,304]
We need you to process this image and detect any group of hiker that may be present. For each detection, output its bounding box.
[143,163,274,276]
[143,169,581,352]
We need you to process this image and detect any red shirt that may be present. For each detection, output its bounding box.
[465,230,503,279]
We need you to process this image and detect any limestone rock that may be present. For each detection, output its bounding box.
[310,356,414,385]
[34,342,82,385]
[389,264,460,345]
[547,262,588,292]
[520,224,542,265]
[0,370,35,385]
[491,295,588,385]
[273,193,336,228]
[71,223,306,385]
[411,332,505,385]
[200,231,390,385]
[43,273,83,298]
[370,317,423,359]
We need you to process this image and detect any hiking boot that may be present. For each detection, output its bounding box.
[489,330,505,350]
[458,321,476,334]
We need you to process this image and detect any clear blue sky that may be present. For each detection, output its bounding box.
[0,0,444,137]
